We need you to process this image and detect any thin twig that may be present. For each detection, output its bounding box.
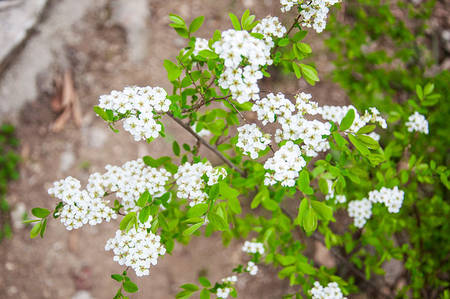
[166,112,245,176]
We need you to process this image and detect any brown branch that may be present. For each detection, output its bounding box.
[166,112,245,176]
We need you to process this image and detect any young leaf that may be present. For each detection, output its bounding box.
[311,200,333,222]
[139,206,152,224]
[187,203,209,218]
[303,208,317,233]
[173,141,181,156]
[357,125,376,135]
[137,191,150,208]
[299,64,319,83]
[31,207,50,218]
[340,108,355,131]
[30,221,42,239]
[123,281,138,293]
[120,212,136,231]
[200,289,210,299]
[181,284,199,292]
[348,134,370,156]
[163,60,182,81]
[183,222,203,236]
[40,218,47,238]
[189,16,204,34]
[198,277,211,288]
[111,274,123,282]
[228,13,241,30]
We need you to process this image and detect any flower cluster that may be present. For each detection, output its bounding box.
[325,180,346,203]
[406,112,429,134]
[98,86,170,141]
[213,30,273,103]
[48,159,172,230]
[246,261,258,275]
[48,177,116,230]
[105,223,166,277]
[264,141,306,187]
[236,124,271,159]
[174,162,227,206]
[319,105,387,133]
[242,240,265,255]
[348,198,373,228]
[252,16,286,40]
[193,37,209,55]
[310,281,347,299]
[217,276,237,299]
[280,0,297,13]
[300,0,341,33]
[368,186,405,213]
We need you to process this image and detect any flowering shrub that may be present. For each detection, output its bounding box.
[27,1,449,298]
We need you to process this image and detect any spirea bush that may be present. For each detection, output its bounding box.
[27,1,449,298]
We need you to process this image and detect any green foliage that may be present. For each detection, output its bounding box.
[0,124,20,242]
[326,0,450,297]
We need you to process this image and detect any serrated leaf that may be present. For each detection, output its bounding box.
[297,42,312,53]
[120,212,136,231]
[278,38,289,47]
[357,125,376,134]
[357,134,379,149]
[303,208,317,233]
[348,134,370,156]
[251,187,268,209]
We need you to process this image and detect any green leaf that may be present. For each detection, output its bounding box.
[228,13,241,30]
[198,277,211,288]
[198,50,218,59]
[123,281,138,293]
[189,16,204,34]
[93,106,110,121]
[262,198,279,211]
[292,62,301,79]
[228,196,241,214]
[111,274,123,282]
[311,200,333,222]
[181,284,199,292]
[173,141,181,156]
[30,221,42,239]
[139,206,152,224]
[137,191,150,208]
[424,83,434,95]
[278,38,290,47]
[357,135,380,149]
[40,218,47,238]
[297,42,312,53]
[183,222,203,236]
[357,125,376,134]
[163,60,182,81]
[295,197,308,226]
[332,131,348,147]
[251,187,268,209]
[32,207,50,218]
[303,208,317,233]
[120,212,136,231]
[297,170,310,191]
[208,212,228,231]
[200,289,210,299]
[348,134,370,156]
[340,108,355,131]
[187,203,209,218]
[318,178,329,195]
[169,14,185,26]
[416,84,423,100]
[299,64,319,83]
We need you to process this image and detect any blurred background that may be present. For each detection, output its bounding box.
[0,0,448,298]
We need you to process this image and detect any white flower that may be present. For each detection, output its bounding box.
[368,186,405,213]
[193,38,210,55]
[246,261,259,275]
[174,162,227,206]
[97,86,170,142]
[348,198,372,228]
[252,16,286,40]
[406,112,429,134]
[237,124,271,159]
[242,241,265,255]
[105,223,165,277]
[310,281,347,299]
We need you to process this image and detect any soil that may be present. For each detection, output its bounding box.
[0,0,346,298]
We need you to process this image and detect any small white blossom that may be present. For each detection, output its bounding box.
[310,281,347,299]
[242,241,265,255]
[174,162,227,206]
[237,124,271,159]
[348,198,372,228]
[246,261,259,275]
[193,38,210,55]
[406,112,429,134]
[368,186,405,213]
